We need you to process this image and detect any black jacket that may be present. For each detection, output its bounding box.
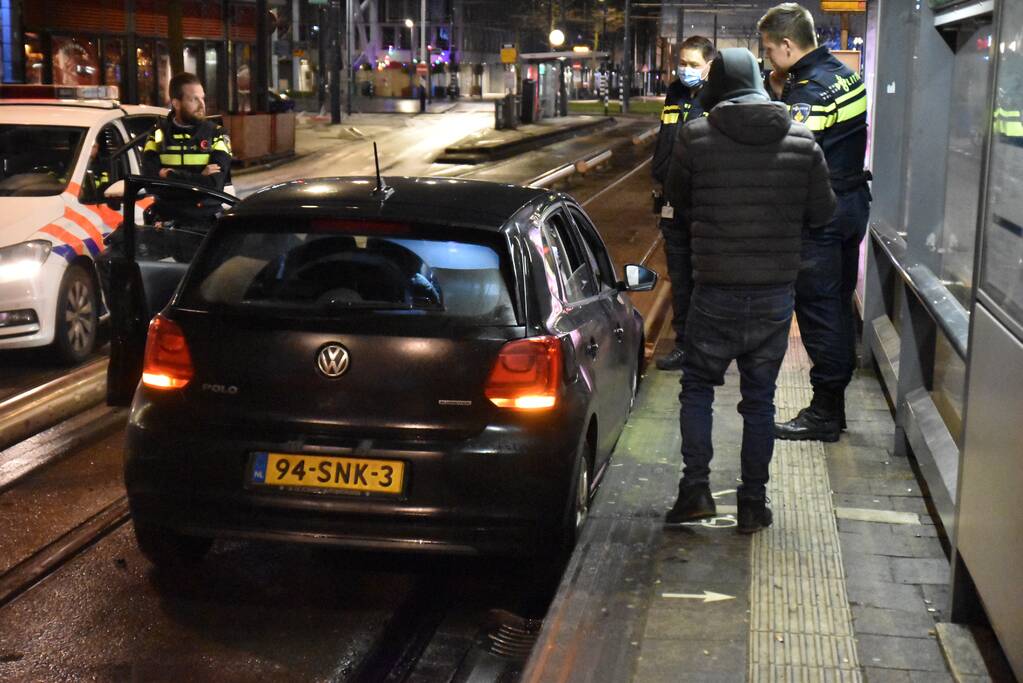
[142,116,232,217]
[772,46,868,187]
[665,50,836,287]
[651,79,705,185]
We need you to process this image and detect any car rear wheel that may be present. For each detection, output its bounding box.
[553,442,591,560]
[53,264,98,365]
[133,522,212,568]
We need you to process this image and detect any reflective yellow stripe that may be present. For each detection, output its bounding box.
[662,112,680,124]
[835,83,866,106]
[212,138,231,154]
[143,128,163,153]
[661,105,681,113]
[803,114,831,132]
[159,153,211,166]
[836,95,867,122]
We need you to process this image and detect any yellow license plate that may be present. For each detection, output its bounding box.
[251,452,405,495]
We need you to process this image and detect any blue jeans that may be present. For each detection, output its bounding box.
[660,216,693,348]
[680,284,794,499]
[795,186,870,395]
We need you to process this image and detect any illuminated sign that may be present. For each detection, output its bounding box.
[820,1,866,11]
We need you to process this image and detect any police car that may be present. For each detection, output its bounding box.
[0,85,173,363]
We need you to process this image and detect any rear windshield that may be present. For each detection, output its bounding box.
[178,222,519,325]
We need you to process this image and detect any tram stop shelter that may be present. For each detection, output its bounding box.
[518,50,609,121]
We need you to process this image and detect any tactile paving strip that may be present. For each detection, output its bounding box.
[748,327,862,682]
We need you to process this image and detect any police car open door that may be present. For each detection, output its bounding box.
[104,175,237,406]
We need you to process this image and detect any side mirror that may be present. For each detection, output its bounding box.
[104,179,125,200]
[618,264,658,292]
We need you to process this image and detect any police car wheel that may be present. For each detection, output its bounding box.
[53,264,98,365]
[134,522,212,568]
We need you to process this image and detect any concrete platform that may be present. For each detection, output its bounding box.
[436,116,616,164]
[521,322,993,682]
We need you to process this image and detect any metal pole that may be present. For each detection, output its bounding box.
[329,0,341,123]
[292,0,301,92]
[255,0,270,112]
[421,0,428,103]
[622,0,630,113]
[346,0,354,114]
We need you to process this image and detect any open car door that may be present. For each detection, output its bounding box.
[104,175,238,406]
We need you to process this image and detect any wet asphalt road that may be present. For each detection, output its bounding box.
[0,115,666,681]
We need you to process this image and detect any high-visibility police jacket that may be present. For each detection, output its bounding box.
[775,46,868,191]
[652,79,706,185]
[142,116,232,213]
[994,105,1023,145]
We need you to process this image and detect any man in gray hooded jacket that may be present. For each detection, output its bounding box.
[663,48,836,533]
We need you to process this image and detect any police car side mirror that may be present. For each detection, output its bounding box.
[104,179,125,200]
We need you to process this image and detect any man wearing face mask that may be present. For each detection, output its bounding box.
[758,4,871,442]
[652,35,717,372]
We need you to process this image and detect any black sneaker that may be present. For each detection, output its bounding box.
[665,483,716,524]
[774,407,841,442]
[736,497,773,534]
[655,347,685,371]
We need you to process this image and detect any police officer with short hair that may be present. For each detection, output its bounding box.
[142,71,231,253]
[652,35,717,371]
[758,3,871,442]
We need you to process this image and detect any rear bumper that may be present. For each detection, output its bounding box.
[124,396,588,556]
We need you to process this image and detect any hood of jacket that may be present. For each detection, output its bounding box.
[701,48,791,146]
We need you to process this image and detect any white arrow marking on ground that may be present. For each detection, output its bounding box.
[711,489,736,499]
[661,591,735,603]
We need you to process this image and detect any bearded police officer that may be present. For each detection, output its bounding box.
[142,72,232,236]
[758,4,871,442]
[652,35,717,371]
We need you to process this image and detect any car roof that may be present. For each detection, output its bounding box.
[229,176,551,230]
[121,104,169,117]
[0,101,122,126]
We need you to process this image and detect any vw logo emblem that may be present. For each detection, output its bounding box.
[316,343,350,378]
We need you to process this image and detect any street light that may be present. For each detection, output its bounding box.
[549,29,565,48]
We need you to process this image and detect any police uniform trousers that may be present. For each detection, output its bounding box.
[660,213,693,349]
[794,184,871,397]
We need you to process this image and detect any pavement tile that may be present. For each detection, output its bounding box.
[921,584,951,615]
[634,637,747,680]
[845,580,924,612]
[908,671,956,683]
[834,494,896,510]
[843,552,896,583]
[863,668,913,682]
[838,519,890,535]
[889,557,950,586]
[840,531,944,559]
[851,606,939,638]
[855,634,949,672]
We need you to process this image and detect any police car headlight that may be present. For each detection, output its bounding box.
[0,240,52,281]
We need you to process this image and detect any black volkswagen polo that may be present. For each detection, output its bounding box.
[104,175,656,566]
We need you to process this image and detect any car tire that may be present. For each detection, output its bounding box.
[53,264,98,365]
[133,522,212,568]
[553,441,591,560]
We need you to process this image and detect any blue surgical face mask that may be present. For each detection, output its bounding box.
[681,65,704,88]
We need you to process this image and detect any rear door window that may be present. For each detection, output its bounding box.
[541,209,598,302]
[178,220,519,325]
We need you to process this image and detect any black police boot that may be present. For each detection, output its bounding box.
[656,347,685,371]
[774,391,843,442]
[665,482,716,524]
[736,495,773,534]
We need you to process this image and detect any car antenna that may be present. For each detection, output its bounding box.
[372,142,393,200]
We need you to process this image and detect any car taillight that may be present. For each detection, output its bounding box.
[141,314,194,390]
[485,337,562,410]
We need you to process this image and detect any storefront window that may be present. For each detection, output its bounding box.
[103,39,122,90]
[234,43,252,112]
[936,23,993,308]
[980,8,1023,327]
[205,45,221,113]
[183,44,200,75]
[52,35,100,86]
[137,43,154,104]
[24,33,43,84]
[156,42,171,106]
